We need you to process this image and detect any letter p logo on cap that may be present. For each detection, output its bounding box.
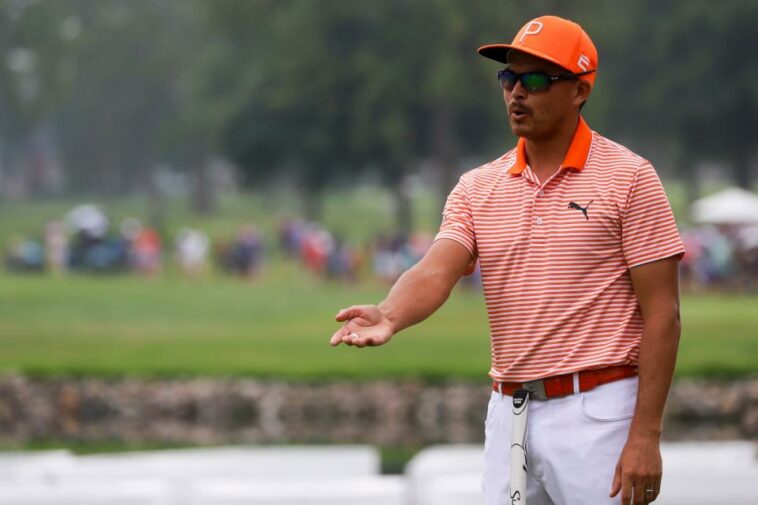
[518,21,544,42]
[478,16,599,87]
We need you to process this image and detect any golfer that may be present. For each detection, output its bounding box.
[331,15,683,505]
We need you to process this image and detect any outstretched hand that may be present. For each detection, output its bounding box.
[330,304,395,347]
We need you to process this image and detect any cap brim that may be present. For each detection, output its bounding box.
[477,44,571,72]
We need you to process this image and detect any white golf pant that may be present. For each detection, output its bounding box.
[483,376,638,505]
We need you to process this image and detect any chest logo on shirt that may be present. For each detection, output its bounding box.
[567,200,593,220]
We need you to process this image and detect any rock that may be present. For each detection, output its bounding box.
[0,375,754,447]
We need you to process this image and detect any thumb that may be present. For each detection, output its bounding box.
[609,463,622,497]
[335,305,363,322]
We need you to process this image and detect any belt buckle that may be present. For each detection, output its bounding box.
[521,379,547,401]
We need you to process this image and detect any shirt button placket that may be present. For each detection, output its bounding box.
[534,188,545,226]
[533,184,548,245]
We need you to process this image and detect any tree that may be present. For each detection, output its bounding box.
[194,1,363,220]
[196,0,516,228]
[0,0,78,197]
[56,1,200,195]
[611,0,757,192]
[1,0,207,213]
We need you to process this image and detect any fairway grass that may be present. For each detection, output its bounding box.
[0,267,755,379]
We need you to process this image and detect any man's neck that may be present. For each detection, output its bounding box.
[524,115,580,184]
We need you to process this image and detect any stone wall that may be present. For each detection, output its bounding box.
[0,375,755,447]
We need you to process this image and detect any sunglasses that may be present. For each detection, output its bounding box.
[497,69,595,93]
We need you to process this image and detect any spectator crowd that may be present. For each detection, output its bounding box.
[3,204,451,286]
[5,204,756,292]
[680,225,758,292]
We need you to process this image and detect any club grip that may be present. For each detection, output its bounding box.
[510,389,530,504]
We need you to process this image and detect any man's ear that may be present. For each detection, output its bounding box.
[573,80,592,107]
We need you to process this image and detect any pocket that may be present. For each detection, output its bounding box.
[578,376,638,422]
[483,393,508,466]
[483,392,506,444]
[484,392,499,428]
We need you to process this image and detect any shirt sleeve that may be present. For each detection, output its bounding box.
[434,174,478,274]
[621,161,685,268]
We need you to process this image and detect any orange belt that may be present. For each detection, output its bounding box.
[492,365,638,400]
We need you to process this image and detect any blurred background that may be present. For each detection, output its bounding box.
[0,0,756,504]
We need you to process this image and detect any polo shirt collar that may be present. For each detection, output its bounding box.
[508,116,593,175]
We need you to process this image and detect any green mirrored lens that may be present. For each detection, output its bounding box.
[522,73,551,92]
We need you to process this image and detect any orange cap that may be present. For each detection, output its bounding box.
[478,16,598,87]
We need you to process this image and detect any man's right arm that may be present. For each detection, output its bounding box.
[330,238,474,347]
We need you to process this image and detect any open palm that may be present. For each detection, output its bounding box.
[330,304,395,347]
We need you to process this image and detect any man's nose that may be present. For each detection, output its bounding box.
[510,79,528,99]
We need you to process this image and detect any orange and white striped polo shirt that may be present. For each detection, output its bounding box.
[434,117,684,382]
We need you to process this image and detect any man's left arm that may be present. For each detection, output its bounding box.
[610,256,681,504]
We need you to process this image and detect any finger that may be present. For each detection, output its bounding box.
[642,480,659,504]
[633,479,649,505]
[350,333,367,348]
[329,326,350,346]
[642,482,656,504]
[340,331,360,346]
[653,478,661,500]
[355,338,370,348]
[609,463,622,497]
[354,333,380,348]
[330,328,345,346]
[335,306,364,322]
[620,474,633,505]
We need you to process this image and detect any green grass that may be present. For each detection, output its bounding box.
[0,263,490,379]
[1,189,756,380]
[674,294,758,377]
[0,265,755,379]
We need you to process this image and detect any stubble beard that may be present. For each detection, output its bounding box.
[509,117,542,140]
[510,113,565,143]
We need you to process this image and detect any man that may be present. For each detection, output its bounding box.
[330,15,683,505]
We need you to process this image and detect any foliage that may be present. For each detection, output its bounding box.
[0,1,755,208]
[610,0,758,187]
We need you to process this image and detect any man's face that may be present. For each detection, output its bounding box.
[503,51,589,140]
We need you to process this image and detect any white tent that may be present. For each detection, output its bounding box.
[65,204,109,237]
[691,187,758,225]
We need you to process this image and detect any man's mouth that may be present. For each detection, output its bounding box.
[509,104,530,121]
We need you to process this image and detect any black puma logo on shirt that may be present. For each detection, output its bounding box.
[568,200,593,220]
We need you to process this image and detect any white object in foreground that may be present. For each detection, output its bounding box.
[405,445,484,505]
[0,450,76,482]
[406,442,758,505]
[509,391,529,504]
[189,476,406,505]
[0,480,168,505]
[2,446,379,483]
